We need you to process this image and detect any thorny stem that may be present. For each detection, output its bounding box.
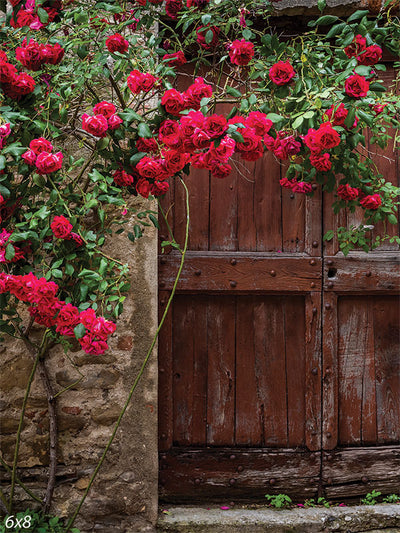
[108,74,126,109]
[65,177,191,532]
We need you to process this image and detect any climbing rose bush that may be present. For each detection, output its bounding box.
[0,0,399,355]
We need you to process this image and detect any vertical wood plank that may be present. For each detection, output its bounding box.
[237,159,257,252]
[186,169,210,251]
[255,298,288,447]
[254,152,282,252]
[235,296,262,445]
[305,185,323,256]
[207,296,236,445]
[173,296,208,445]
[285,297,306,447]
[158,290,173,451]
[322,291,338,450]
[305,292,322,451]
[374,296,400,443]
[282,188,305,253]
[337,298,377,446]
[209,171,238,251]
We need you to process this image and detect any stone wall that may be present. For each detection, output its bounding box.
[0,199,159,533]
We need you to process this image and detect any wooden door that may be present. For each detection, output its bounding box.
[158,67,400,503]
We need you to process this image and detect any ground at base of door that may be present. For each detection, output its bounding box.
[157,504,400,533]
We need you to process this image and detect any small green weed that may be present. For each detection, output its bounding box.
[265,493,292,509]
[383,494,400,504]
[304,497,330,508]
[361,490,382,505]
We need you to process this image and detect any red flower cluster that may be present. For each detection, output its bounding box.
[127,70,159,94]
[229,39,254,66]
[344,34,382,66]
[303,121,340,172]
[0,54,35,100]
[280,177,313,194]
[336,185,382,210]
[16,38,64,71]
[345,74,370,98]
[51,215,83,246]
[10,0,61,29]
[0,123,11,149]
[22,137,63,174]
[106,33,129,54]
[160,76,212,115]
[324,103,358,129]
[165,0,183,19]
[0,272,116,355]
[82,102,122,137]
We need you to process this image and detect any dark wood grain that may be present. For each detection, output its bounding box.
[160,448,320,502]
[159,253,322,292]
[158,291,173,451]
[322,291,338,450]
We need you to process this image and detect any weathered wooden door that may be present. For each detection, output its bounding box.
[158,66,400,502]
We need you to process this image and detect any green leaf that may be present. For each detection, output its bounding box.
[242,28,253,40]
[5,243,15,261]
[201,13,211,24]
[205,30,214,44]
[292,115,304,129]
[0,155,6,170]
[226,86,242,98]
[354,65,372,76]
[317,0,326,12]
[97,137,110,150]
[138,123,152,138]
[315,15,339,26]
[387,214,398,225]
[37,6,49,22]
[149,213,159,228]
[266,113,284,122]
[357,109,374,126]
[33,174,46,187]
[347,9,369,22]
[74,323,86,339]
[130,152,146,165]
[344,106,356,128]
[326,22,347,38]
[369,82,386,92]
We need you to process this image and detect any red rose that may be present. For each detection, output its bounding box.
[36,151,63,174]
[163,51,187,67]
[56,303,80,336]
[337,184,359,201]
[41,43,65,65]
[163,149,189,174]
[344,34,366,58]
[210,162,232,179]
[196,25,220,50]
[79,334,109,356]
[292,181,313,194]
[16,39,44,71]
[345,74,369,98]
[240,144,264,161]
[310,152,331,172]
[371,103,387,115]
[269,61,296,86]
[192,129,212,150]
[179,110,204,138]
[229,39,254,66]
[93,101,116,119]
[136,156,166,180]
[136,178,152,198]
[82,113,109,137]
[313,122,341,151]
[203,114,228,138]
[136,137,158,152]
[113,168,135,187]
[51,215,73,239]
[30,137,53,154]
[165,0,183,18]
[106,33,129,54]
[22,150,37,165]
[360,193,382,209]
[245,112,272,136]
[0,61,17,83]
[209,136,236,162]
[158,119,182,148]
[161,88,186,116]
[279,135,301,156]
[127,70,157,93]
[108,114,123,130]
[187,0,209,7]
[235,128,261,153]
[184,77,213,110]
[357,44,383,66]
[151,181,170,197]
[9,72,36,96]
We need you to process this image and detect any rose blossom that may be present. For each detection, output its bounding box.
[165,0,182,18]
[106,33,129,54]
[163,51,187,67]
[345,74,370,98]
[93,101,116,119]
[246,112,273,136]
[51,215,73,239]
[310,152,331,172]
[22,149,37,165]
[337,184,359,201]
[196,25,220,50]
[360,193,382,209]
[357,44,382,66]
[136,178,152,198]
[108,114,123,130]
[112,168,135,187]
[269,61,296,86]
[30,137,53,154]
[312,122,341,151]
[344,34,366,58]
[36,151,63,174]
[229,39,254,66]
[161,89,186,115]
[82,113,109,137]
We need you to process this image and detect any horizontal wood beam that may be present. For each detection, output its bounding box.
[324,255,400,293]
[159,253,322,292]
[159,448,320,502]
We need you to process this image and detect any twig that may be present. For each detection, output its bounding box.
[65,177,191,532]
[108,74,126,109]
